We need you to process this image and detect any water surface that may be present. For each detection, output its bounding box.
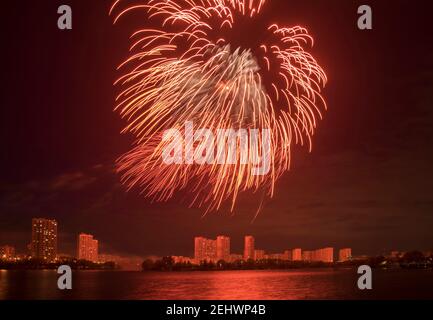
[1,269,432,300]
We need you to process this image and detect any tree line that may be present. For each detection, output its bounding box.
[142,251,433,272]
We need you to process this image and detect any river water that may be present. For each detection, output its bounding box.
[1,268,432,300]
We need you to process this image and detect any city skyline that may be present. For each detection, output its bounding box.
[0,217,432,259]
[191,235,351,264]
[2,217,433,271]
[1,218,103,262]
[1,218,355,262]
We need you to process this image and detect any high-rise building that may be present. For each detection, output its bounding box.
[31,218,57,261]
[204,239,216,261]
[302,250,314,261]
[0,245,15,259]
[283,250,292,261]
[194,237,205,261]
[292,248,302,261]
[216,236,230,261]
[194,237,217,262]
[77,233,99,262]
[243,235,255,260]
[339,248,352,262]
[254,249,265,260]
[313,247,334,263]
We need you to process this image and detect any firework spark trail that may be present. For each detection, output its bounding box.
[110,0,327,213]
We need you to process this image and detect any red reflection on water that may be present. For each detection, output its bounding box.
[129,270,346,300]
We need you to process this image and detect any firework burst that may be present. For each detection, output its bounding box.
[110,0,327,213]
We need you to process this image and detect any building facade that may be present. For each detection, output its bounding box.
[267,253,285,260]
[77,233,99,262]
[339,248,352,262]
[302,250,314,261]
[31,218,57,261]
[216,236,230,261]
[292,248,302,261]
[283,250,292,261]
[302,248,334,262]
[254,249,265,260]
[243,236,255,260]
[194,237,217,262]
[314,247,334,263]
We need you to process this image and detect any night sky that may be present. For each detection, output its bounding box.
[1,0,433,258]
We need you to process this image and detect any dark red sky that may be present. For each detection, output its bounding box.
[1,0,433,257]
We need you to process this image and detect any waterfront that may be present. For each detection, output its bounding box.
[1,269,432,300]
